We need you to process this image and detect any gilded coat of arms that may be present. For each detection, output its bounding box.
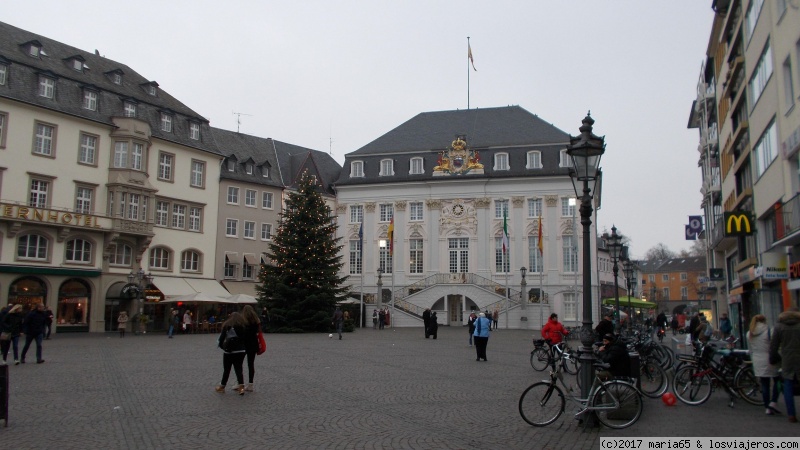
[433,136,484,176]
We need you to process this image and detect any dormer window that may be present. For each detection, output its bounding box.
[227,159,236,172]
[38,75,55,98]
[350,161,364,177]
[148,85,156,95]
[29,44,40,57]
[379,159,394,176]
[494,153,509,171]
[142,82,158,96]
[559,149,570,168]
[189,122,200,140]
[73,59,83,71]
[160,113,172,132]
[123,101,137,118]
[527,151,542,169]
[0,64,7,86]
[83,89,97,111]
[106,70,123,85]
[246,163,253,175]
[261,165,270,178]
[410,157,424,174]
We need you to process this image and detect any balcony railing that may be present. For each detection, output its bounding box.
[770,192,800,246]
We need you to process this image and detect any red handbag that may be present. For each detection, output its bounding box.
[257,329,267,355]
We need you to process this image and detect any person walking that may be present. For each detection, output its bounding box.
[467,311,477,346]
[332,306,344,340]
[720,313,733,339]
[748,314,781,415]
[372,309,378,330]
[1,304,25,365]
[595,313,614,339]
[20,303,48,364]
[696,315,712,344]
[492,308,499,330]
[378,308,385,330]
[215,312,247,395]
[183,310,193,334]
[429,312,439,339]
[422,308,431,338]
[671,316,680,335]
[117,311,129,338]
[770,307,800,423]
[44,306,54,340]
[473,312,491,361]
[241,305,261,392]
[168,308,178,338]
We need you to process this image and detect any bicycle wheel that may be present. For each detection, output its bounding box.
[519,382,565,426]
[660,344,675,368]
[530,348,550,371]
[734,367,761,406]
[562,354,579,375]
[592,381,643,429]
[651,345,672,370]
[639,359,668,398]
[673,366,712,405]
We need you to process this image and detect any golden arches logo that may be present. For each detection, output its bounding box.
[724,212,753,236]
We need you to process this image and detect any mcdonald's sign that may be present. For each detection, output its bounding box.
[724,211,754,236]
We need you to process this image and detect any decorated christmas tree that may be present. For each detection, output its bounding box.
[257,170,349,332]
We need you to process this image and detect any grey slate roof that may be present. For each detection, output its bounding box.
[335,105,572,186]
[210,127,341,195]
[0,21,220,156]
[637,257,707,274]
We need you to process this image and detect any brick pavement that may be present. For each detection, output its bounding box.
[0,327,797,449]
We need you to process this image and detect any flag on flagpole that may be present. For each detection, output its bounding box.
[468,43,477,71]
[502,210,509,253]
[537,215,543,255]
[387,217,394,255]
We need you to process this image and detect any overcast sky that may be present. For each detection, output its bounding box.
[4,1,715,259]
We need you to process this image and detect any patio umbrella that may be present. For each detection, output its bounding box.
[225,294,258,304]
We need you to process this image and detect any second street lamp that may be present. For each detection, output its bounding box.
[623,258,636,327]
[603,226,623,331]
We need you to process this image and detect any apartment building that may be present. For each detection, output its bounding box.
[690,0,800,342]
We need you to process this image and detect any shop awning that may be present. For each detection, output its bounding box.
[184,278,230,297]
[151,277,196,298]
[222,281,259,297]
[601,296,657,309]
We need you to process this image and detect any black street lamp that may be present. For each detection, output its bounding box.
[376,268,383,309]
[603,226,623,331]
[567,112,605,427]
[623,258,636,327]
[127,268,153,334]
[520,266,527,312]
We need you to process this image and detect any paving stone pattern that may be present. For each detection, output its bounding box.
[0,328,797,449]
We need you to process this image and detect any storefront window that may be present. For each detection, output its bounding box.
[8,276,47,307]
[58,279,90,327]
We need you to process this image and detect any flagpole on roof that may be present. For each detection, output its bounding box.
[539,214,545,332]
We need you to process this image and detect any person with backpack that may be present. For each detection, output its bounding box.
[215,312,247,395]
[696,315,712,344]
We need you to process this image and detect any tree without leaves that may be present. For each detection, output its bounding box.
[643,243,677,261]
[256,171,350,332]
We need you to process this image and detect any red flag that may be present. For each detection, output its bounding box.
[537,215,543,255]
[387,217,394,255]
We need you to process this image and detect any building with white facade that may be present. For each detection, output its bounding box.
[333,106,602,329]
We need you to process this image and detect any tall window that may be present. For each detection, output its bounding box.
[18,234,48,260]
[494,200,509,218]
[158,153,174,181]
[494,153,509,171]
[350,161,364,177]
[123,102,136,117]
[189,122,200,140]
[114,142,128,168]
[448,238,469,273]
[349,240,362,274]
[754,121,777,178]
[181,251,200,272]
[149,247,170,270]
[379,246,393,273]
[242,263,254,279]
[410,157,424,174]
[226,219,238,237]
[38,76,54,98]
[0,113,6,148]
[131,143,143,170]
[34,123,55,156]
[245,163,253,175]
[527,151,542,169]
[227,186,239,204]
[243,221,255,239]
[784,57,796,113]
[155,201,169,226]
[245,189,256,207]
[83,90,97,111]
[29,179,49,207]
[527,198,542,218]
[109,243,132,266]
[562,235,578,272]
[528,236,543,273]
[745,0,764,42]
[79,133,97,165]
[262,192,273,209]
[261,223,272,240]
[749,42,773,108]
[224,257,237,278]
[0,64,7,85]
[563,293,577,321]
[663,288,670,300]
[66,239,92,263]
[410,202,424,221]
[681,286,688,300]
[559,149,570,167]
[227,159,235,172]
[75,186,93,214]
[160,113,172,132]
[495,237,510,273]
[380,159,394,176]
[561,197,576,217]
[189,207,202,232]
[409,239,423,274]
[350,205,363,223]
[171,204,186,229]
[379,204,394,222]
[190,160,205,187]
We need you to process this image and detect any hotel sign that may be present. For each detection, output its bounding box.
[1,203,110,229]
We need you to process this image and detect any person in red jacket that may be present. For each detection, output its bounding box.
[541,313,568,345]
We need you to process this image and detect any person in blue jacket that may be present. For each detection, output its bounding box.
[473,312,491,361]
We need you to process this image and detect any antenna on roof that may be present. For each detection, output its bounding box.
[232,112,252,133]
[329,122,333,155]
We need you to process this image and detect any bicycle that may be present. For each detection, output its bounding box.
[672,341,757,407]
[519,350,644,429]
[530,339,579,375]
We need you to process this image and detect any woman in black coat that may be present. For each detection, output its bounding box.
[241,305,262,392]
[215,312,248,395]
